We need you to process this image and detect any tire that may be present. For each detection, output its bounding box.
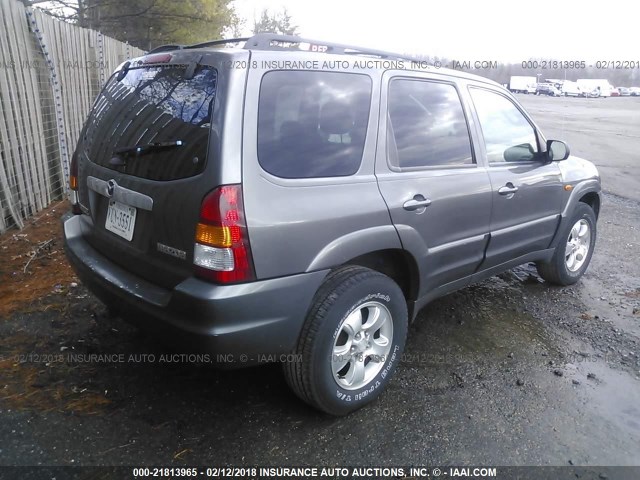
[283,266,408,415]
[537,203,596,285]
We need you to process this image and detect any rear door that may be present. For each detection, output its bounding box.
[467,86,563,270]
[375,72,493,299]
[76,50,248,288]
[240,63,394,280]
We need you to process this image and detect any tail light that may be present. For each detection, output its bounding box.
[69,152,81,214]
[193,185,255,284]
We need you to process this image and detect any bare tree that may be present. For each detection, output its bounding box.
[26,0,237,49]
[253,8,298,36]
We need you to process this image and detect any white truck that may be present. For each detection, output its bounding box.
[509,76,537,94]
[577,79,614,97]
[560,80,581,97]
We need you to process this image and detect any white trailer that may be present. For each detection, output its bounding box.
[509,76,537,94]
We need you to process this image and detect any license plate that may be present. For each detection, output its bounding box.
[105,200,137,241]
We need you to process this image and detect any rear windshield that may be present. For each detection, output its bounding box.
[257,71,372,178]
[83,65,217,181]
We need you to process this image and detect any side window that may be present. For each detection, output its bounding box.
[387,79,474,169]
[469,88,539,163]
[257,71,372,179]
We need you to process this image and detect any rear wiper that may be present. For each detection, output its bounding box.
[114,140,184,157]
[110,141,185,167]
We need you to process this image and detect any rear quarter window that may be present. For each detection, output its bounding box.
[257,71,372,179]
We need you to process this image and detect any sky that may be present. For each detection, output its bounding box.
[232,0,636,62]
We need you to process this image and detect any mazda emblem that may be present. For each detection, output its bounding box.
[107,179,116,197]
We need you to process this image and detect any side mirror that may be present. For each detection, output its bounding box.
[504,143,535,162]
[547,139,570,161]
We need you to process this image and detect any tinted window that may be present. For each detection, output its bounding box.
[469,88,539,163]
[258,71,372,178]
[84,66,217,181]
[387,79,473,169]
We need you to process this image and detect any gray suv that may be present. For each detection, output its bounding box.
[63,34,601,415]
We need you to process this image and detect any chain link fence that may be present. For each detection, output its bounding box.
[0,0,144,233]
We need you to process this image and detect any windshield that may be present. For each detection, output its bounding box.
[82,65,217,181]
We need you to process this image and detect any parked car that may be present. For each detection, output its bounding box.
[617,87,630,96]
[580,87,601,98]
[630,87,640,96]
[536,83,562,96]
[610,87,620,97]
[63,34,602,415]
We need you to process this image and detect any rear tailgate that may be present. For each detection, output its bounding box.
[75,49,248,289]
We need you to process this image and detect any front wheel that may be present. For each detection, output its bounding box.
[537,203,597,285]
[284,266,408,415]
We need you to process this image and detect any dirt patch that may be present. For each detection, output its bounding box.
[0,201,77,318]
[0,288,115,415]
[0,355,111,415]
[624,288,640,299]
[0,203,119,416]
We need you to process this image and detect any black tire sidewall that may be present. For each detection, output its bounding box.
[309,274,407,415]
[555,204,597,283]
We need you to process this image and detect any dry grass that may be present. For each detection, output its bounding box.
[0,355,111,414]
[1,203,111,414]
[0,201,77,317]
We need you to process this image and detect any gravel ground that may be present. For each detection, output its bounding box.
[0,95,638,473]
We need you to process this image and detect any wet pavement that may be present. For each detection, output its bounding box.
[0,96,639,469]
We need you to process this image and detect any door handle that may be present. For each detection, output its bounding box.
[403,195,432,211]
[498,183,519,196]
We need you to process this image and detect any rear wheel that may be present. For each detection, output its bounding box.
[284,266,408,415]
[537,203,596,285]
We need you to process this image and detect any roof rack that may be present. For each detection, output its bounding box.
[243,33,416,62]
[147,34,416,62]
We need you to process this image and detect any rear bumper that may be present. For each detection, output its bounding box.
[63,213,328,366]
